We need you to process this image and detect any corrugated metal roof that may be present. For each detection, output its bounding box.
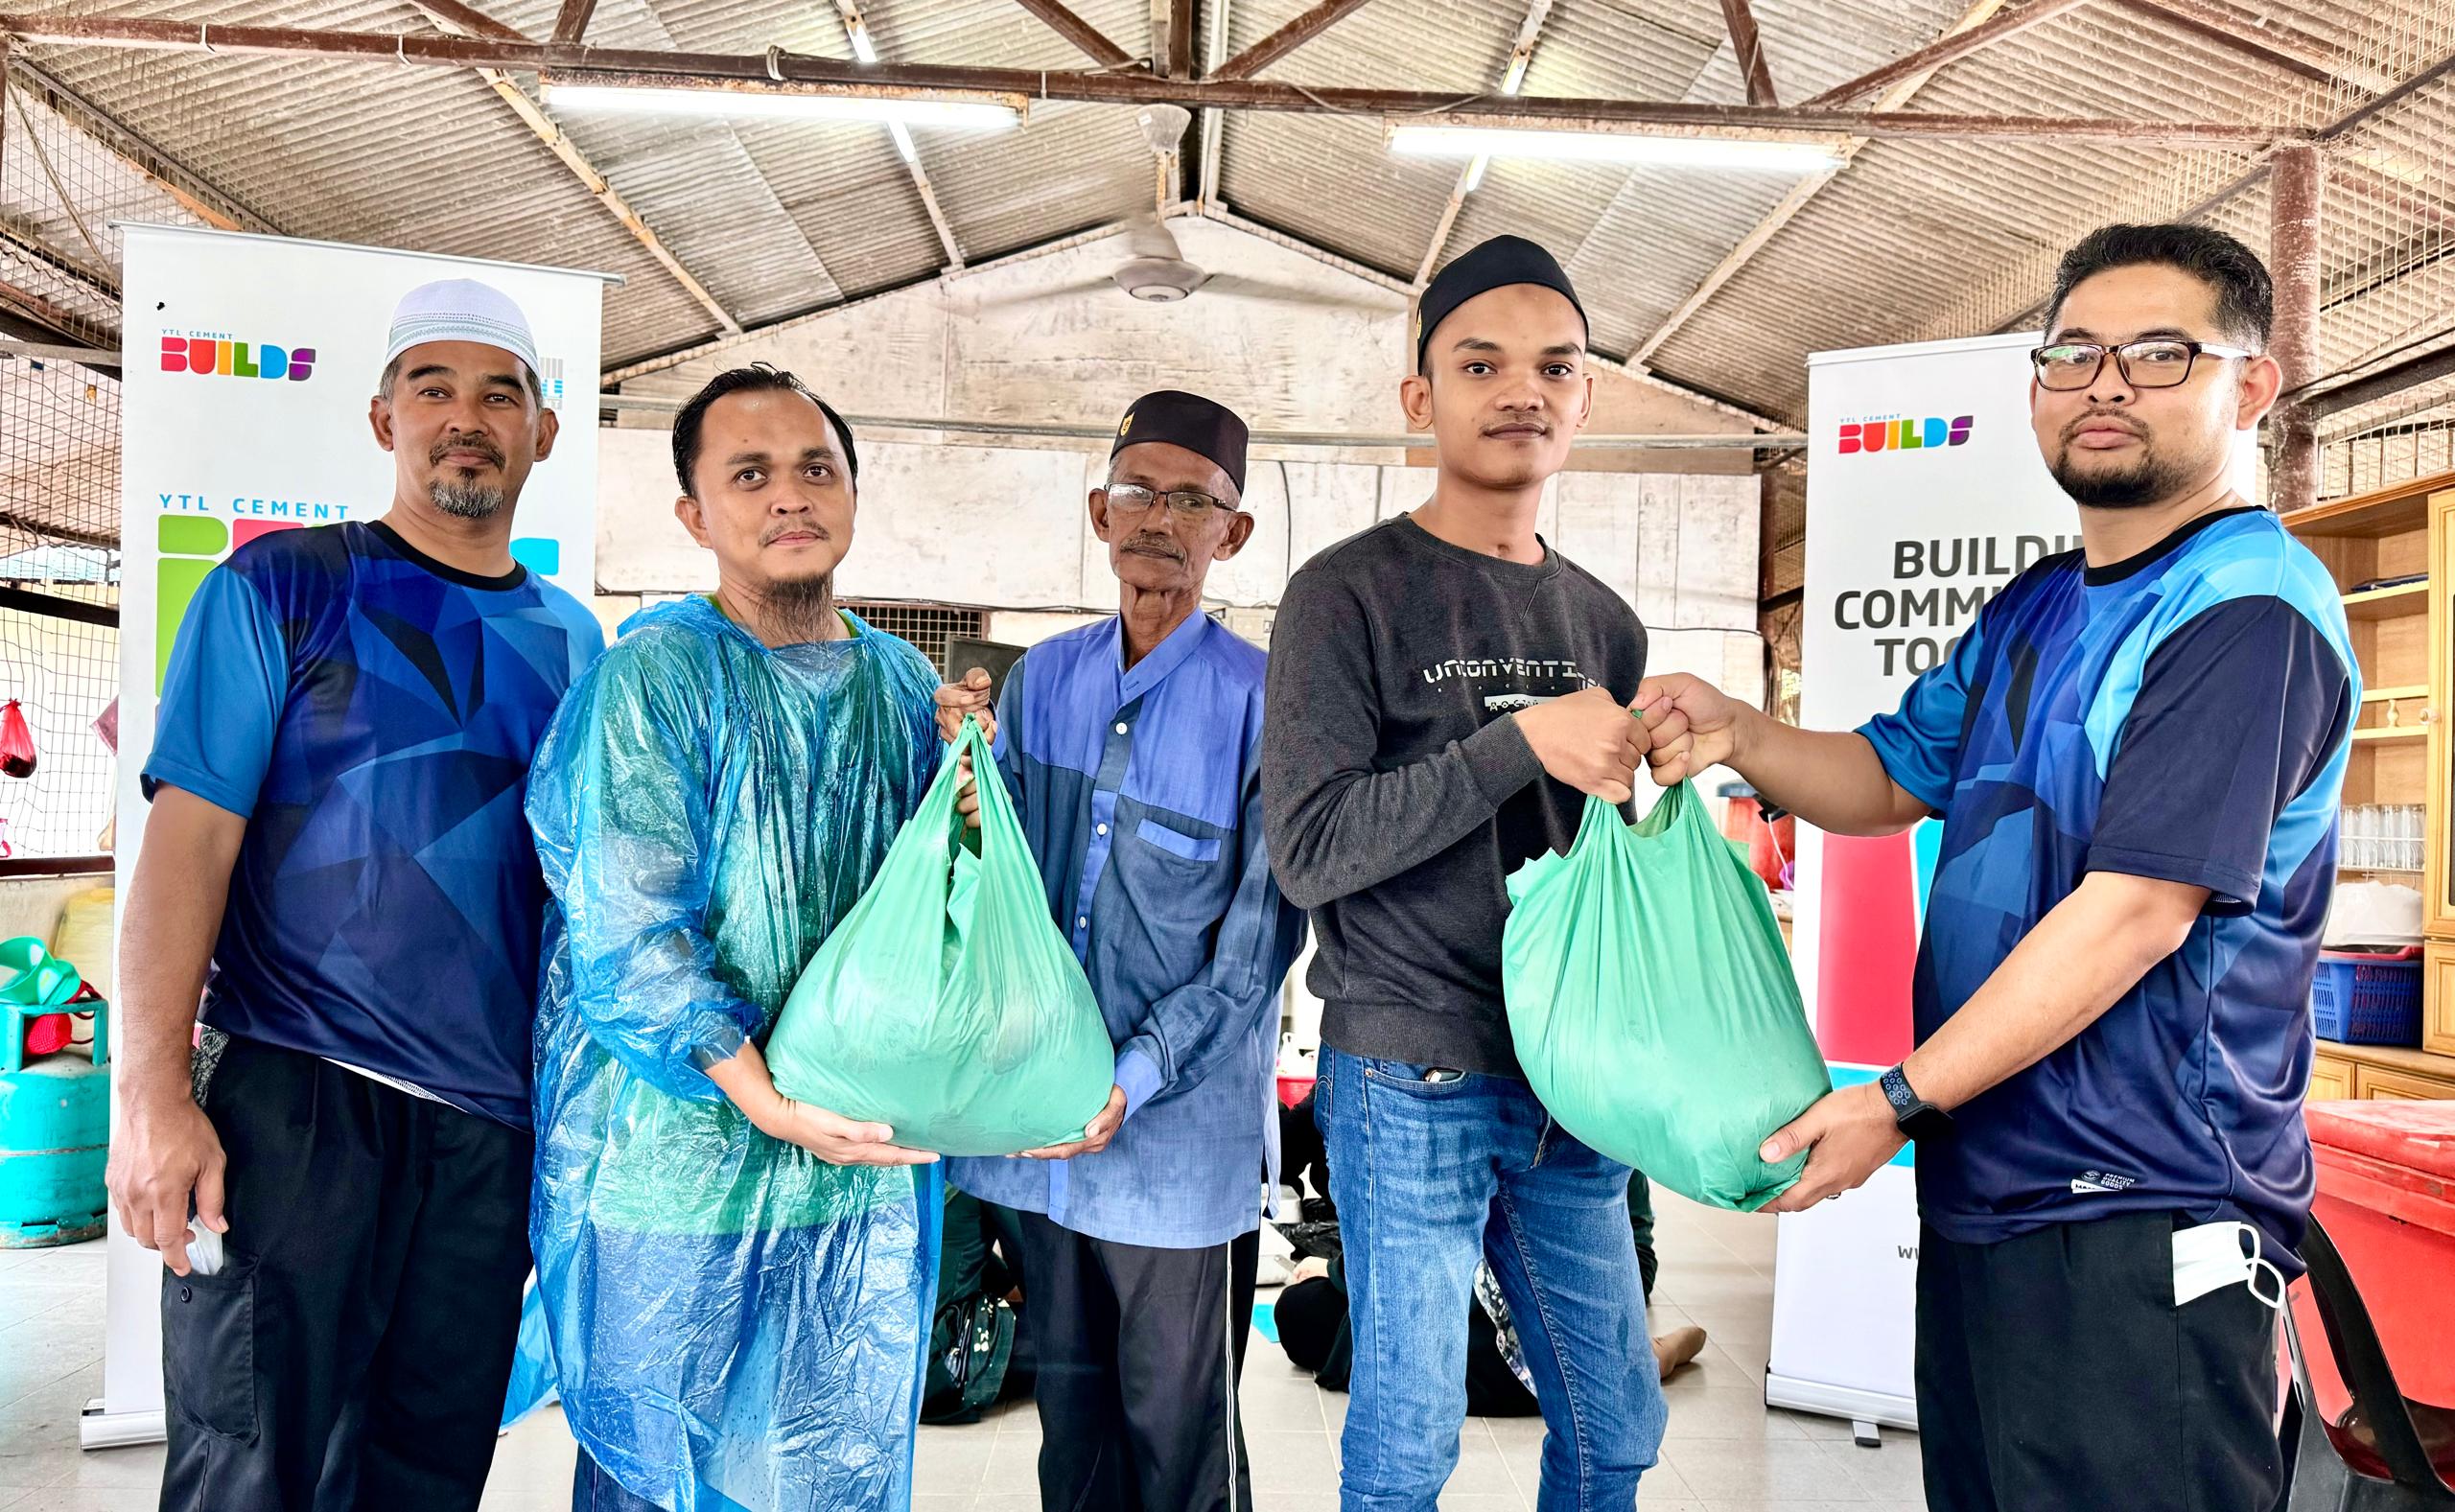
[0,0,2446,438]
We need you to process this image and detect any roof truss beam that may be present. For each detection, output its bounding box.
[550,0,596,46]
[1210,0,1373,84]
[1011,0,1134,67]
[2109,0,2334,83]
[1718,0,1778,106]
[0,16,2300,147]
[1804,0,2093,107]
[408,0,741,334]
[1631,0,2006,366]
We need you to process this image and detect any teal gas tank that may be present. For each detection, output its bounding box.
[0,938,109,1247]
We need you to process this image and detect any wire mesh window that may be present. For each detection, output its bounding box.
[0,345,121,861]
[0,593,118,858]
[841,602,987,675]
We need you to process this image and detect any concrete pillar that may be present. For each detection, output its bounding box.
[2268,144,2324,513]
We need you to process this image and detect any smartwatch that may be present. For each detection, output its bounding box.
[1880,1063,1954,1143]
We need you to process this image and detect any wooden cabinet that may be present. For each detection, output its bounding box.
[2354,1062,2455,1100]
[2309,1052,2356,1103]
[2286,475,2455,1101]
[2429,940,2455,1058]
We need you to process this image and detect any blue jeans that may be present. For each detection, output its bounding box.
[1318,1048,1668,1512]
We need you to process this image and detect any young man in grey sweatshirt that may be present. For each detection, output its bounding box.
[1261,235,1668,1512]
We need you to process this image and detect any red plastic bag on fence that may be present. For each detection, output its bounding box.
[1,700,35,779]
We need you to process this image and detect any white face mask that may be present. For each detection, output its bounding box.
[2172,1221,2285,1310]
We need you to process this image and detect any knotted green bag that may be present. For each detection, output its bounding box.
[767,718,1115,1156]
[1502,780,1831,1211]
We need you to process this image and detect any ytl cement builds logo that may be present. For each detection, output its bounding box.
[1838,415,1973,456]
[160,335,316,382]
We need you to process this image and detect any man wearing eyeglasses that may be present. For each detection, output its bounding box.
[934,389,1307,1512]
[1640,222,2357,1511]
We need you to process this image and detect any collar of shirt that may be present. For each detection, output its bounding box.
[1113,609,1212,702]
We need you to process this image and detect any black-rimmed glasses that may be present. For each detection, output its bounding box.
[2030,338,2254,391]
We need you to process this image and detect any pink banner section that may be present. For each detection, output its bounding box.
[1812,830,1917,1067]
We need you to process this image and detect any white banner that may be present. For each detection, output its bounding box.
[1771,332,2260,1431]
[93,226,613,1445]
[1773,332,2076,1432]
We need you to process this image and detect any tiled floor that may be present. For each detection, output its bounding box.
[0,1191,1925,1511]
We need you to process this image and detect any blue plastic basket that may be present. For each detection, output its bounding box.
[2309,953,2423,1046]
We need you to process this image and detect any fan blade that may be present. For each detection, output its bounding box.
[1198,274,1372,309]
[970,272,1121,310]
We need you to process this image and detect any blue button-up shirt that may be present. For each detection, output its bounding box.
[947,612,1306,1249]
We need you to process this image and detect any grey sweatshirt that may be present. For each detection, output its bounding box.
[1261,515,1648,1075]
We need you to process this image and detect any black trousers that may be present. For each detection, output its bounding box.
[1916,1211,2285,1512]
[159,1036,534,1512]
[1016,1212,1260,1512]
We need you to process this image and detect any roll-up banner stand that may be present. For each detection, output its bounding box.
[88,225,614,1449]
[1773,331,2256,1439]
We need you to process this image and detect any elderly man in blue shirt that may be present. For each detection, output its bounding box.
[937,389,1306,1512]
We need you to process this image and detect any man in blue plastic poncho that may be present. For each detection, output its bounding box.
[526,363,946,1511]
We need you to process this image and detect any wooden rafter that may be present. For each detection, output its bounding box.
[1718,0,1778,107]
[1011,0,1134,67]
[1414,0,1552,287]
[408,0,742,334]
[1210,0,1373,84]
[0,16,2297,146]
[1632,0,2007,366]
[1805,0,2093,107]
[550,0,596,46]
[1165,0,1194,79]
[2111,0,2332,83]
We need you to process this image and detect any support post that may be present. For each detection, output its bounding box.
[2268,143,2323,514]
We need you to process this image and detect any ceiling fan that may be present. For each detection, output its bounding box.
[975,105,1363,310]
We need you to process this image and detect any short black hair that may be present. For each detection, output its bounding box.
[670,363,859,498]
[377,353,544,404]
[2044,223,2274,349]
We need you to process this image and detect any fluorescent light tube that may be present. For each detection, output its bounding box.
[1391,125,1838,172]
[547,83,1016,130]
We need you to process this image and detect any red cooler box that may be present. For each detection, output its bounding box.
[2303,1100,2455,1408]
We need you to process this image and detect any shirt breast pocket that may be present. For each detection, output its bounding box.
[1136,818,1222,863]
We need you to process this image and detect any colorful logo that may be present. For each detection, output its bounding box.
[160,335,316,383]
[1838,415,1973,455]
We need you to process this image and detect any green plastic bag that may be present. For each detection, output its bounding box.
[1502,780,1831,1211]
[768,718,1115,1156]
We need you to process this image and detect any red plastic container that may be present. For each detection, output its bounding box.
[2300,1100,2455,1410]
[1275,1074,1317,1109]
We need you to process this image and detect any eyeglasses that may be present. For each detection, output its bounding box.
[1103,482,1239,522]
[2030,337,2254,391]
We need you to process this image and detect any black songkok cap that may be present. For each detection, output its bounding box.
[1111,389,1251,494]
[1414,235,1589,372]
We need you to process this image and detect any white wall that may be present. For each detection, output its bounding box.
[596,428,1761,686]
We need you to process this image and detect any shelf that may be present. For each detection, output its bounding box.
[2341,866,2424,876]
[2311,1040,2455,1079]
[2350,726,2427,744]
[2343,581,2431,619]
[2285,473,2454,539]
[2364,686,2429,704]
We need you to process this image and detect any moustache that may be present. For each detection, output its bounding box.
[430,434,505,468]
[760,523,832,546]
[1122,536,1183,560]
[2061,411,2145,444]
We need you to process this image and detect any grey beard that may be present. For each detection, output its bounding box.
[430,478,506,519]
[755,573,837,643]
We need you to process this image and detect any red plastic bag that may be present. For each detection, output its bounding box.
[1,700,35,779]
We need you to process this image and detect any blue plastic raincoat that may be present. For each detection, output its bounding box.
[526,596,945,1512]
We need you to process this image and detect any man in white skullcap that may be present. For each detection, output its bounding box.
[113,277,603,1512]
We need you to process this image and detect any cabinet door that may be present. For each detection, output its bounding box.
[2308,1053,2355,1103]
[2427,491,2455,935]
[2430,942,2455,1058]
[2353,1064,2455,1100]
